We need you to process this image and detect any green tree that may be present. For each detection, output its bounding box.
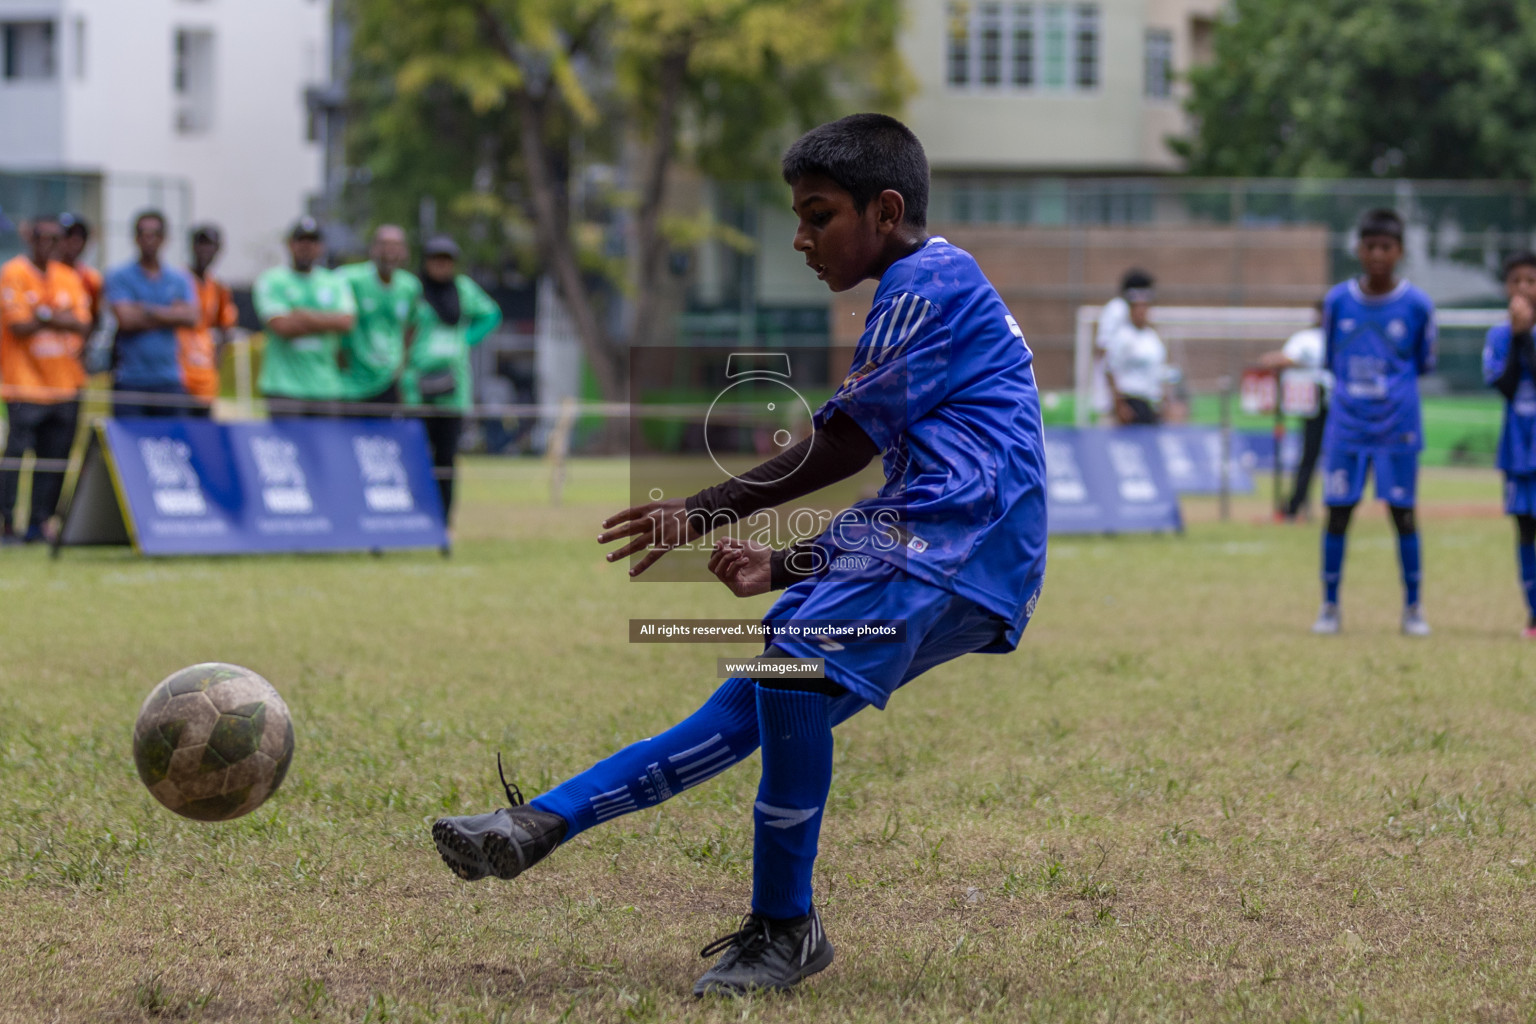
[346,0,908,401]
[1175,0,1536,179]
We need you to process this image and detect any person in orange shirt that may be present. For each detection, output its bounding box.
[0,214,91,544]
[58,213,103,336]
[178,223,238,415]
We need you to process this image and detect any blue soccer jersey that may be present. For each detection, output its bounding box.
[1322,279,1436,453]
[809,236,1047,646]
[1484,323,1536,477]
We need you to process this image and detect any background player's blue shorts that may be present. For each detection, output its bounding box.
[759,552,1039,710]
[1505,474,1536,516]
[1323,449,1418,507]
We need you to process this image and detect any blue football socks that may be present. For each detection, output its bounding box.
[531,676,759,837]
[1520,543,1536,622]
[1322,531,1346,605]
[1397,532,1422,607]
[751,686,833,921]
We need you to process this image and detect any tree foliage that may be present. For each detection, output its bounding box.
[345,0,909,399]
[1176,0,1536,179]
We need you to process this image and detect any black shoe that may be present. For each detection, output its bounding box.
[693,907,834,997]
[431,756,567,882]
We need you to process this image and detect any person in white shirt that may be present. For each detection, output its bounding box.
[1106,290,1167,425]
[1092,269,1154,421]
[1257,300,1329,518]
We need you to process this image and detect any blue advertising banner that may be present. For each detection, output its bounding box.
[1044,427,1183,535]
[1154,426,1255,495]
[1234,430,1302,474]
[60,417,447,556]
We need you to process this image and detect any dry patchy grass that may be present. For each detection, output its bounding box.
[1,462,1534,1022]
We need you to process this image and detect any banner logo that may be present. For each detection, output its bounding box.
[138,437,207,516]
[353,435,415,513]
[250,436,314,514]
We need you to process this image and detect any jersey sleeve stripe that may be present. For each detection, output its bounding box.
[889,295,924,356]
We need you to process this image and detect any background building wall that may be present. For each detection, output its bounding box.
[0,0,328,283]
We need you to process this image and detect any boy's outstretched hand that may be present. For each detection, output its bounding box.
[708,537,772,597]
[598,498,700,577]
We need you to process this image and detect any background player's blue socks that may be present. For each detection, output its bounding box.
[1520,543,1536,621]
[530,676,759,837]
[1322,532,1346,605]
[751,686,832,920]
[1397,532,1422,607]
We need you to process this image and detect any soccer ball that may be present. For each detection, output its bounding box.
[132,663,295,821]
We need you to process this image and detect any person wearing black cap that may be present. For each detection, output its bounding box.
[404,235,502,519]
[252,217,356,415]
[177,224,238,414]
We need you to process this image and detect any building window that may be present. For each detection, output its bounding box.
[1145,28,1172,98]
[3,21,56,81]
[946,1,1096,92]
[1073,4,1098,89]
[1011,4,1034,87]
[173,29,215,134]
[72,17,85,80]
[946,7,970,87]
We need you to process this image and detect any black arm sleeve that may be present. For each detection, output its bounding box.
[684,411,880,530]
[1496,331,1533,401]
[769,540,822,591]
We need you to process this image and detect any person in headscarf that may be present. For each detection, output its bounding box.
[404,236,502,522]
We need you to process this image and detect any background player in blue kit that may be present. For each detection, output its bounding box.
[430,114,1048,996]
[1314,208,1436,636]
[1482,251,1536,637]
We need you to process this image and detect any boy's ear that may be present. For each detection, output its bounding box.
[874,189,906,235]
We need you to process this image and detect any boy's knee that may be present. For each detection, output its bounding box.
[1327,503,1356,535]
[1389,505,1417,536]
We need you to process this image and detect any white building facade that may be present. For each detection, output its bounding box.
[910,0,1220,174]
[0,0,332,284]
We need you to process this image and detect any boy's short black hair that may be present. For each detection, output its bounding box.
[1502,251,1536,280]
[1357,208,1404,242]
[134,209,167,233]
[781,113,929,230]
[1120,268,1154,293]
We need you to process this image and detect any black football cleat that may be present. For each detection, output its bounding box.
[432,755,567,882]
[693,906,834,997]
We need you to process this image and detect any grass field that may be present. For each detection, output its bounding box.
[3,458,1535,1023]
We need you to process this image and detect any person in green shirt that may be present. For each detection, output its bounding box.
[406,235,502,520]
[338,224,420,408]
[253,218,357,416]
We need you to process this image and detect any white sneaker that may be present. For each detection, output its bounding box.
[1401,604,1431,637]
[1312,603,1341,635]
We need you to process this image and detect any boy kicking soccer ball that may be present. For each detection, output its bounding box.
[1313,208,1436,636]
[431,113,1047,995]
[1482,251,1536,636]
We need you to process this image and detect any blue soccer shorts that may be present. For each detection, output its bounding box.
[1505,474,1536,516]
[757,551,1039,710]
[1322,449,1418,508]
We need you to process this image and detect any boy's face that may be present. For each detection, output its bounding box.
[790,173,893,293]
[1506,265,1536,305]
[1356,233,1402,279]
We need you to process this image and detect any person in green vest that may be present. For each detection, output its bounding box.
[338,224,420,409]
[405,235,502,520]
[253,218,356,416]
